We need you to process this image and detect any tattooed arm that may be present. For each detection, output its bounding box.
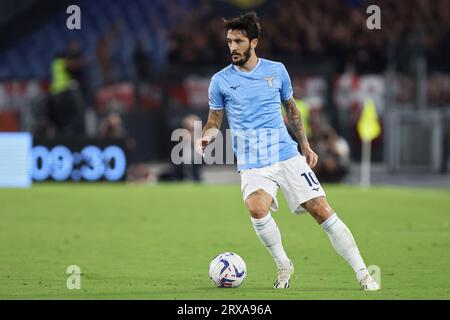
[195,109,224,155]
[282,97,319,168]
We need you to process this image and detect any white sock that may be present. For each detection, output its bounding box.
[321,213,370,282]
[251,212,290,269]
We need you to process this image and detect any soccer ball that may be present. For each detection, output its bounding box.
[208,252,247,288]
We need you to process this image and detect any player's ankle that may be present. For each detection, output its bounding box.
[356,268,370,282]
[275,258,292,269]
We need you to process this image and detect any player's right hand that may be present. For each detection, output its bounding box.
[195,136,214,156]
[303,146,319,169]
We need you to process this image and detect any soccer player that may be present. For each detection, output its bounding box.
[195,12,379,291]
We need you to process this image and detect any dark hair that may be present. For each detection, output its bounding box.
[222,12,261,40]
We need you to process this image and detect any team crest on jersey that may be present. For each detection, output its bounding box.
[263,76,275,87]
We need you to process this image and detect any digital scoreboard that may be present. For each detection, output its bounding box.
[32,138,127,182]
[0,133,127,187]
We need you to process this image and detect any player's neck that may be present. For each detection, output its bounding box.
[237,54,259,73]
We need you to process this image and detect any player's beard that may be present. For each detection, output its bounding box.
[231,45,251,66]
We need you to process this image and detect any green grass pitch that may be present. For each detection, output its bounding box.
[0,183,449,299]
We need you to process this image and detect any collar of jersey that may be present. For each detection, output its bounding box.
[232,58,262,76]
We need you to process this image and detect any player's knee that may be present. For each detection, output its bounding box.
[318,204,333,220]
[247,203,269,219]
[310,201,334,222]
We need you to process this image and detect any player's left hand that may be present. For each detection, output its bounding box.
[303,146,319,168]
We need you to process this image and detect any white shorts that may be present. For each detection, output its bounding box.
[240,155,326,213]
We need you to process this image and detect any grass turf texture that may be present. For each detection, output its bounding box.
[0,183,449,300]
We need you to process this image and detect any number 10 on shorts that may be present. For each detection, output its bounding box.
[301,171,320,187]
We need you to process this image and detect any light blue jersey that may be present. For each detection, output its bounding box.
[208,58,300,171]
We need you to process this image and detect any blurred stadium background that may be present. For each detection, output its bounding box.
[0,0,449,185]
[0,0,449,300]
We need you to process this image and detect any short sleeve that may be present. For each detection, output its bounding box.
[208,75,224,110]
[280,63,293,102]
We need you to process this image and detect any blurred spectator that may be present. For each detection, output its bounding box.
[97,34,113,85]
[1,0,450,83]
[126,163,153,184]
[165,0,450,73]
[98,112,125,138]
[45,41,86,138]
[133,39,153,108]
[66,39,87,100]
[98,111,136,152]
[158,114,203,182]
[96,25,121,85]
[312,126,351,182]
[133,40,153,83]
